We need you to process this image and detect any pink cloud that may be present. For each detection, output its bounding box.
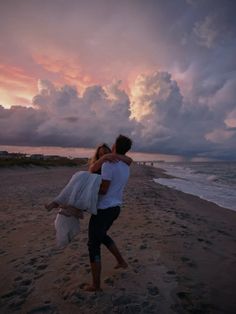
[0,63,37,106]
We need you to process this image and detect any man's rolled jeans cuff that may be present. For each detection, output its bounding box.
[94,255,101,262]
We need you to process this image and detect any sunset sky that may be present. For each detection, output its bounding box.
[0,0,236,160]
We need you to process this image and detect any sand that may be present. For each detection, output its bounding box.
[0,164,236,314]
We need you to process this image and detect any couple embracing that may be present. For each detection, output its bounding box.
[46,134,132,292]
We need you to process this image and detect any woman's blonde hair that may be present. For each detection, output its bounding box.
[89,143,111,166]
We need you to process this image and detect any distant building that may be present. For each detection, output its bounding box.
[0,151,9,159]
[0,151,26,159]
[30,154,44,160]
[0,151,9,156]
[44,155,61,160]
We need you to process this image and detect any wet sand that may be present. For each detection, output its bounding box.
[0,164,236,313]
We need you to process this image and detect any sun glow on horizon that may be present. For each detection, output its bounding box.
[0,90,36,108]
[0,63,38,108]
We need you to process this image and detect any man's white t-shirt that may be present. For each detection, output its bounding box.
[97,161,130,209]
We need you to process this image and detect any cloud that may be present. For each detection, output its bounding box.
[129,72,183,149]
[225,108,236,128]
[0,63,37,107]
[194,14,221,48]
[0,105,44,145]
[32,54,94,91]
[193,5,234,49]
[1,70,235,160]
[205,128,234,144]
[16,79,135,147]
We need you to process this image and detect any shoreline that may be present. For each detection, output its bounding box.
[0,164,236,313]
[152,163,236,212]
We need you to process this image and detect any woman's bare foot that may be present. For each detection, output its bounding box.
[45,201,58,211]
[114,261,128,269]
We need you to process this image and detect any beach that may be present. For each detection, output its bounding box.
[0,164,236,314]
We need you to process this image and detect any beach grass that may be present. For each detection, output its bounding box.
[0,156,88,168]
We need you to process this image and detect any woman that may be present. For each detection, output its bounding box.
[88,143,132,174]
[45,143,132,248]
[45,143,132,211]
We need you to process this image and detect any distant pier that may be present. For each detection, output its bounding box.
[136,160,164,166]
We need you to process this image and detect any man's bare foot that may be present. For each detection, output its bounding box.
[82,283,103,292]
[114,262,128,269]
[45,201,58,211]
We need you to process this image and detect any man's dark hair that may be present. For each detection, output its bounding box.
[115,134,132,155]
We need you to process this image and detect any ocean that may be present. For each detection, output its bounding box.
[154,162,236,211]
[1,145,235,211]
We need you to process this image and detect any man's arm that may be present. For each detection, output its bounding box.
[99,179,110,195]
[99,162,112,194]
[116,154,132,166]
[89,154,132,173]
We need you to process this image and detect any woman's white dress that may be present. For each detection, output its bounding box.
[53,171,101,248]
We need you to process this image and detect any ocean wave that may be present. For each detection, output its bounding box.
[154,162,236,211]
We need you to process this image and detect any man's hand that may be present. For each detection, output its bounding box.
[99,179,110,195]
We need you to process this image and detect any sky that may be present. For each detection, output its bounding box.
[0,0,236,160]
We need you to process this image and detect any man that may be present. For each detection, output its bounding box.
[86,134,132,292]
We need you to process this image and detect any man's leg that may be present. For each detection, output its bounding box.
[87,215,103,291]
[86,243,128,291]
[87,258,102,291]
[102,207,128,268]
[87,207,121,291]
[106,242,128,269]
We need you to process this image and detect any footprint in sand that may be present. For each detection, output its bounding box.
[104,277,114,286]
[146,282,160,296]
[139,244,147,250]
[36,264,48,271]
[197,238,213,246]
[1,276,34,312]
[181,256,197,268]
[177,291,190,301]
[27,304,57,314]
[19,279,32,286]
